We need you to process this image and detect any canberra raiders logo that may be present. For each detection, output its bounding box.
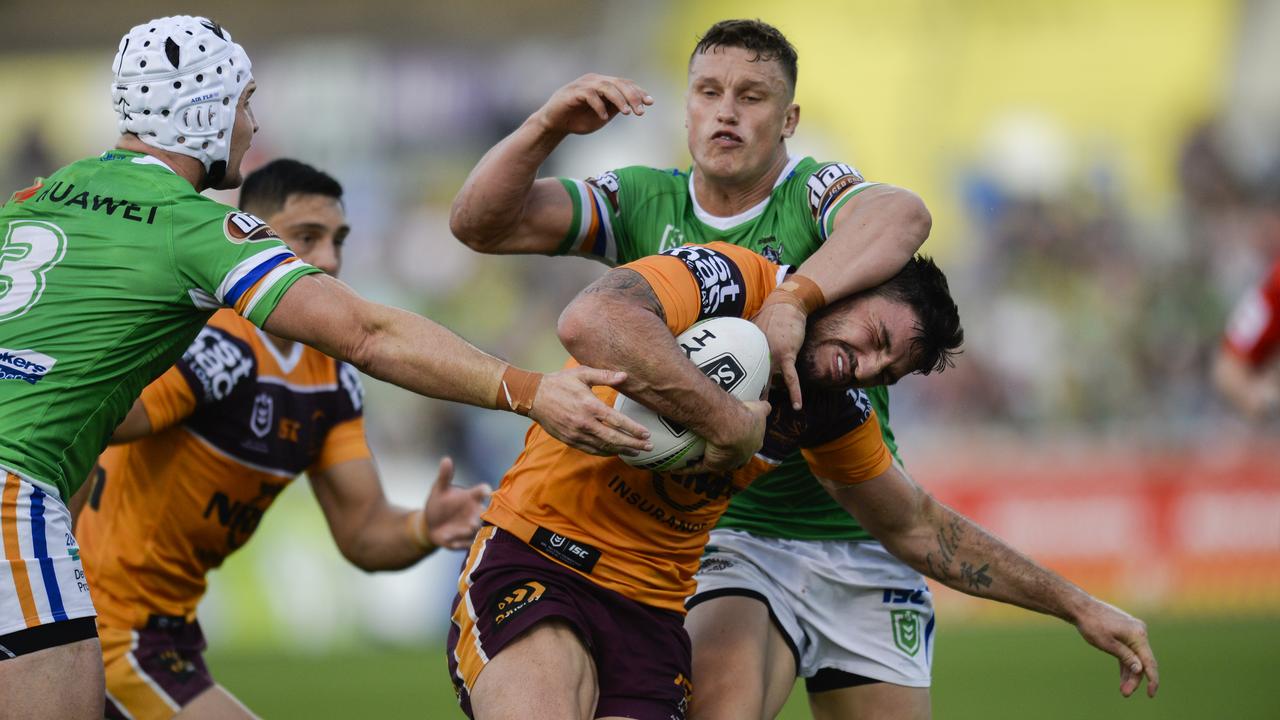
[891,609,922,656]
[758,237,782,264]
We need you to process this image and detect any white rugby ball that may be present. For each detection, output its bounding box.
[615,316,770,471]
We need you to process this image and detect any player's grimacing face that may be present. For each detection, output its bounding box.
[216,81,259,190]
[798,295,922,389]
[685,46,798,184]
[263,193,349,277]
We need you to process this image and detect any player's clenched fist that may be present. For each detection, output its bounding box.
[534,73,655,136]
[529,366,654,456]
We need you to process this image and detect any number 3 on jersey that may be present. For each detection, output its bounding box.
[0,221,67,322]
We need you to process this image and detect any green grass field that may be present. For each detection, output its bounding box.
[206,613,1278,719]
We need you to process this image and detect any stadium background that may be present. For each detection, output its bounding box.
[3,0,1278,717]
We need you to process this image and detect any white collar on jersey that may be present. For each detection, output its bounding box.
[131,154,178,174]
[689,155,803,231]
[254,327,305,374]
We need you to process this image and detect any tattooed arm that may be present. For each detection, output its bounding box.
[558,268,768,470]
[821,465,1160,698]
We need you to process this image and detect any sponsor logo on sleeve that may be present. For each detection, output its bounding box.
[806,162,866,219]
[0,347,57,384]
[183,328,253,402]
[661,245,746,319]
[223,211,281,244]
[586,171,622,212]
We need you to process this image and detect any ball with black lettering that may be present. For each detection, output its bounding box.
[615,317,770,471]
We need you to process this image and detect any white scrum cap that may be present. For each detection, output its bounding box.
[111,16,252,185]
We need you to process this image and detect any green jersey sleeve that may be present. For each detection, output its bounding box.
[796,161,880,242]
[169,203,322,327]
[555,166,682,265]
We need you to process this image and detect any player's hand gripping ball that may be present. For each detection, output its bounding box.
[614,317,770,471]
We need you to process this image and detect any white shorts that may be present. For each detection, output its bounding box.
[689,528,934,688]
[1,468,97,643]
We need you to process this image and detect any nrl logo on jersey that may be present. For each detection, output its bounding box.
[250,392,274,438]
[224,212,280,244]
[0,347,57,385]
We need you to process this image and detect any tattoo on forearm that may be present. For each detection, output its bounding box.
[581,269,667,322]
[925,553,950,581]
[925,515,967,583]
[961,561,993,591]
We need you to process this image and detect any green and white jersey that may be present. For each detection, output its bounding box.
[557,156,898,542]
[0,150,321,501]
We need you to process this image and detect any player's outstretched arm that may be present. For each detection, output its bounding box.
[757,184,931,410]
[263,273,651,456]
[822,466,1160,699]
[309,456,489,570]
[558,268,767,471]
[450,74,653,254]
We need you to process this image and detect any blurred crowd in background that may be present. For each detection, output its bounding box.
[3,0,1277,647]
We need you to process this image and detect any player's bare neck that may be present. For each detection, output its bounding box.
[115,134,207,191]
[693,151,789,217]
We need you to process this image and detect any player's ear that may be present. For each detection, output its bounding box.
[782,103,799,140]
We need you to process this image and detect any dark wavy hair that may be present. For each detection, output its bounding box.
[818,255,964,376]
[690,19,798,93]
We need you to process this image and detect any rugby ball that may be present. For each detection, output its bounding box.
[615,316,770,471]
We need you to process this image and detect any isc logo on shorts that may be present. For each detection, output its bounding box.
[493,580,546,625]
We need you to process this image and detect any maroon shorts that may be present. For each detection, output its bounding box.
[447,526,692,720]
[101,616,214,720]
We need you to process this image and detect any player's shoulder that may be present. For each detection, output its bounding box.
[792,386,877,446]
[170,192,280,243]
[787,155,866,198]
[598,164,688,185]
[92,151,197,200]
[787,156,866,182]
[588,165,685,204]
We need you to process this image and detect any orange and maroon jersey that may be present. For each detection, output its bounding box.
[483,243,893,613]
[1224,259,1280,368]
[77,309,371,628]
